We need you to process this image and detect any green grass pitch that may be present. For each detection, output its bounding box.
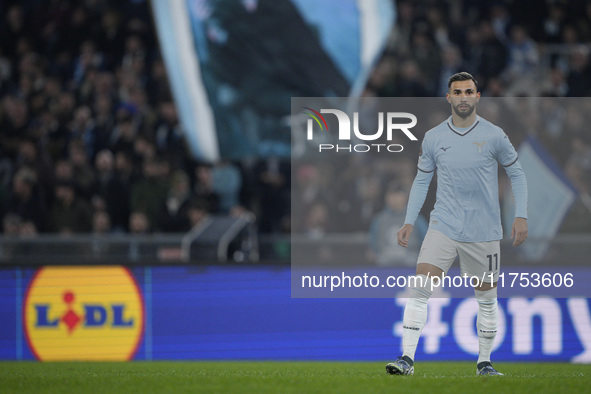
[0,361,589,393]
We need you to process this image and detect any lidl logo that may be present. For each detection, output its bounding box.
[24,266,144,361]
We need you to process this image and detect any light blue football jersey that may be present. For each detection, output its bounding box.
[405,115,527,242]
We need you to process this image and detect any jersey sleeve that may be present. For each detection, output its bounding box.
[404,169,434,225]
[494,130,519,167]
[496,129,528,219]
[417,135,436,173]
[503,160,528,219]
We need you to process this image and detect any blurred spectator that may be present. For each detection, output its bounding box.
[0,97,29,159]
[481,77,507,97]
[69,106,96,158]
[255,157,290,233]
[538,98,570,164]
[565,136,591,195]
[122,35,146,71]
[303,201,329,239]
[574,2,591,42]
[390,1,414,58]
[489,3,511,44]
[69,140,96,199]
[55,91,76,125]
[154,100,185,161]
[352,174,383,232]
[367,56,397,97]
[47,181,92,233]
[39,108,69,161]
[147,59,170,104]
[476,22,508,88]
[91,149,130,231]
[542,4,567,44]
[368,183,427,266]
[0,157,11,205]
[2,213,22,236]
[130,158,169,227]
[115,150,136,182]
[91,94,116,155]
[15,137,54,195]
[186,198,209,229]
[73,40,102,84]
[541,68,568,97]
[109,113,137,154]
[0,5,27,59]
[128,210,150,261]
[561,25,579,46]
[396,60,430,97]
[20,220,38,237]
[4,167,46,232]
[129,211,151,234]
[158,170,192,232]
[212,160,242,213]
[98,9,125,65]
[504,25,539,83]
[426,6,458,48]
[410,27,441,95]
[92,210,113,235]
[133,135,156,162]
[566,46,591,97]
[54,159,74,184]
[129,87,156,135]
[0,46,12,93]
[193,163,221,213]
[437,45,464,96]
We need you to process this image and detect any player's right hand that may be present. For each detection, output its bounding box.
[397,224,414,248]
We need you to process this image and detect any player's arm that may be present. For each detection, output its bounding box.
[497,133,528,247]
[398,170,434,247]
[398,139,435,247]
[505,161,527,246]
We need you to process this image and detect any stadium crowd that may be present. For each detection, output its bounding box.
[0,0,590,237]
[0,0,265,236]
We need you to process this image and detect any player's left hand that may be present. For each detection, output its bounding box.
[511,217,528,247]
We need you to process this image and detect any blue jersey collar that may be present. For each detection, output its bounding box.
[447,115,480,136]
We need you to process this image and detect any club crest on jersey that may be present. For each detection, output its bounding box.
[474,141,486,153]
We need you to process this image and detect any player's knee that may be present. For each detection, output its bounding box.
[409,273,436,300]
[474,280,497,292]
[475,286,497,301]
[416,263,444,277]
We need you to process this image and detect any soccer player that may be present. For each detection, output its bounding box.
[386,72,528,376]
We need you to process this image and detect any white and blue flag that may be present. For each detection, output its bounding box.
[151,0,395,161]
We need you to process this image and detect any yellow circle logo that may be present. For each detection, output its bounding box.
[24,266,144,361]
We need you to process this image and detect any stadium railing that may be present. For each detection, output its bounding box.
[1,228,588,266]
[0,213,259,265]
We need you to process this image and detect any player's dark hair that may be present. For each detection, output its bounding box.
[448,72,478,90]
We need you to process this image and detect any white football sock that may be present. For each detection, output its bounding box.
[475,287,498,365]
[402,274,433,361]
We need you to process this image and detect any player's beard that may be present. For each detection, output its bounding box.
[452,102,476,118]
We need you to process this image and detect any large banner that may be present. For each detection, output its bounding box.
[1,266,590,362]
[151,0,395,161]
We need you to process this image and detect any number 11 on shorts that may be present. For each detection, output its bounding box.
[487,253,498,271]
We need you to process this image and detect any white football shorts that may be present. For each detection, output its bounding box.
[417,229,500,282]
